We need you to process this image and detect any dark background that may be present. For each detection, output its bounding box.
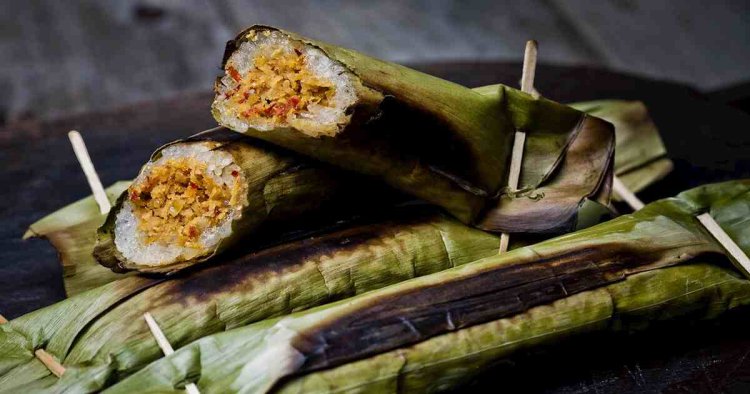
[2,1,750,393]
[1,0,750,123]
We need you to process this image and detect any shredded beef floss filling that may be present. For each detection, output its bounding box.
[113,143,246,267]
[214,29,358,138]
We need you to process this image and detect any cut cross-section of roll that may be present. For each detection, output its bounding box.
[113,142,247,268]
[214,29,359,138]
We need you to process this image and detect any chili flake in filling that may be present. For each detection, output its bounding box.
[128,158,237,248]
[224,44,336,124]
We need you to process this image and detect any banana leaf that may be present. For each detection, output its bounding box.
[214,25,615,232]
[104,180,750,393]
[23,100,661,294]
[1,210,501,393]
[274,264,749,394]
[471,85,614,232]
[570,100,673,195]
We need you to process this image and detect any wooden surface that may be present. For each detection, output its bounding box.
[2,0,749,122]
[1,62,750,392]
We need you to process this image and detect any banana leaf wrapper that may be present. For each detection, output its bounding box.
[571,100,673,196]
[471,85,614,232]
[93,128,399,274]
[214,26,615,232]
[23,100,660,294]
[105,180,750,394]
[1,210,501,393]
[274,263,749,394]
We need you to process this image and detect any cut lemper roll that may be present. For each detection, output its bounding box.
[213,26,616,229]
[94,129,388,273]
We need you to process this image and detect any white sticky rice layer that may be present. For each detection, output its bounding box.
[213,30,358,134]
[114,142,243,267]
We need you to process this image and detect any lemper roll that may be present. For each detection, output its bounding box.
[94,129,385,273]
[213,26,615,230]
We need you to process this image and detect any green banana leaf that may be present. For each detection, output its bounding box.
[215,26,615,232]
[104,180,750,393]
[23,100,663,295]
[570,100,673,196]
[1,210,501,393]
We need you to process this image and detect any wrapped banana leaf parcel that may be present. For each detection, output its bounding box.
[66,90,615,277]
[92,115,608,274]
[106,180,750,394]
[213,25,616,233]
[92,127,412,274]
[24,98,666,294]
[1,208,503,393]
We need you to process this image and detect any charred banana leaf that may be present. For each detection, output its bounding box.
[274,264,748,393]
[1,210,501,393]
[105,180,750,394]
[213,26,615,231]
[93,128,397,274]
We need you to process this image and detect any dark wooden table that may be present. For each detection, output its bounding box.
[1,63,749,393]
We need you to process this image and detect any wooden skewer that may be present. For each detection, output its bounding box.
[144,313,201,394]
[33,349,66,378]
[68,130,111,214]
[499,40,537,254]
[612,176,645,211]
[697,213,750,279]
[0,314,66,377]
[520,40,539,98]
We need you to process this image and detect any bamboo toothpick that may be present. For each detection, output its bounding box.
[0,314,66,377]
[33,349,66,378]
[697,213,750,279]
[68,130,111,214]
[144,313,201,394]
[612,176,645,211]
[520,40,538,98]
[499,40,537,254]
